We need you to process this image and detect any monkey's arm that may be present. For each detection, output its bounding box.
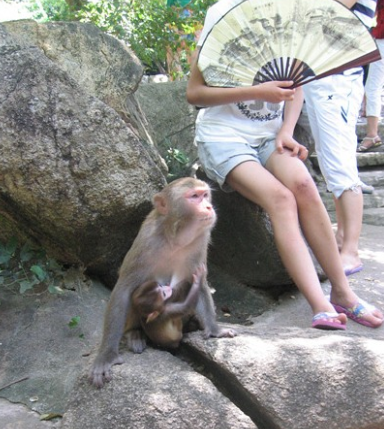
[196,280,237,339]
[89,283,135,388]
[158,278,200,320]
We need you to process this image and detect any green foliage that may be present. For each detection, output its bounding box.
[165,146,190,179]
[0,237,65,295]
[68,315,85,338]
[26,0,76,21]
[76,0,129,39]
[77,0,183,74]
[68,315,80,328]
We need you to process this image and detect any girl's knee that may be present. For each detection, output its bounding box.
[294,177,323,205]
[269,187,297,214]
[293,175,317,194]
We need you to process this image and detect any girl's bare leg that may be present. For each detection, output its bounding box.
[266,151,383,327]
[226,159,345,326]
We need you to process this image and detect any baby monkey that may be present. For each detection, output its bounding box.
[131,265,205,349]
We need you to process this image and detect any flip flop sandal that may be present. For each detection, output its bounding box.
[331,299,380,328]
[312,312,347,330]
[357,136,382,152]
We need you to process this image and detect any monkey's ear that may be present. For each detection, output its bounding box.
[146,311,160,323]
[153,194,168,215]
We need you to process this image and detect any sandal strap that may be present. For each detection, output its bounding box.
[362,136,381,142]
[344,299,376,318]
[357,136,382,152]
[312,311,340,321]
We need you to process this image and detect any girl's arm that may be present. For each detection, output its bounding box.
[336,0,358,8]
[275,86,308,160]
[186,49,297,107]
[281,87,304,137]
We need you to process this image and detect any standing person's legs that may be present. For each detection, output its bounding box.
[303,74,364,273]
[333,190,363,273]
[361,38,384,150]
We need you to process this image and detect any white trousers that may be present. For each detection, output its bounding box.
[303,72,364,198]
[365,38,384,118]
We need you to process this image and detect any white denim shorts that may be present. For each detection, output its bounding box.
[196,138,277,192]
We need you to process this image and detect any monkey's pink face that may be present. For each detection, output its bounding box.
[160,285,173,301]
[185,187,216,224]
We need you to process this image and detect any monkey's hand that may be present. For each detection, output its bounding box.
[126,329,147,354]
[203,326,237,339]
[89,350,124,388]
[192,263,207,286]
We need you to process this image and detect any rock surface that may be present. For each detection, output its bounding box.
[1,224,383,429]
[0,25,167,285]
[61,349,257,429]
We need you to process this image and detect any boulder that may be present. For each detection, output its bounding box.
[0,43,166,284]
[0,20,143,113]
[0,19,166,174]
[181,324,384,429]
[61,349,257,429]
[135,80,198,172]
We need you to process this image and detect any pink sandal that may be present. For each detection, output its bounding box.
[312,312,347,330]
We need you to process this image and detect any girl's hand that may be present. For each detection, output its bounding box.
[275,130,308,161]
[253,81,296,103]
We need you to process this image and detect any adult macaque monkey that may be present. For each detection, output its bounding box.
[89,177,236,388]
[131,264,205,349]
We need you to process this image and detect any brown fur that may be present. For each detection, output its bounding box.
[89,178,236,388]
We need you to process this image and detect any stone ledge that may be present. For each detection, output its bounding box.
[310,152,384,169]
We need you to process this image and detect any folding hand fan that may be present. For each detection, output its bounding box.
[198,0,381,88]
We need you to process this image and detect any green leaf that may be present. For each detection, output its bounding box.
[30,265,47,281]
[19,280,35,294]
[68,316,81,328]
[0,253,11,265]
[48,285,64,294]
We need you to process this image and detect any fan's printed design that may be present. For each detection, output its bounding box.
[198,0,380,88]
[236,100,282,121]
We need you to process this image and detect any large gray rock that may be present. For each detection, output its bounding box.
[0,44,166,283]
[182,325,384,429]
[60,349,257,429]
[0,19,167,173]
[0,20,143,113]
[136,81,198,169]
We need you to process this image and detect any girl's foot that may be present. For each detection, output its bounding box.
[357,136,382,152]
[312,312,347,330]
[330,296,383,328]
